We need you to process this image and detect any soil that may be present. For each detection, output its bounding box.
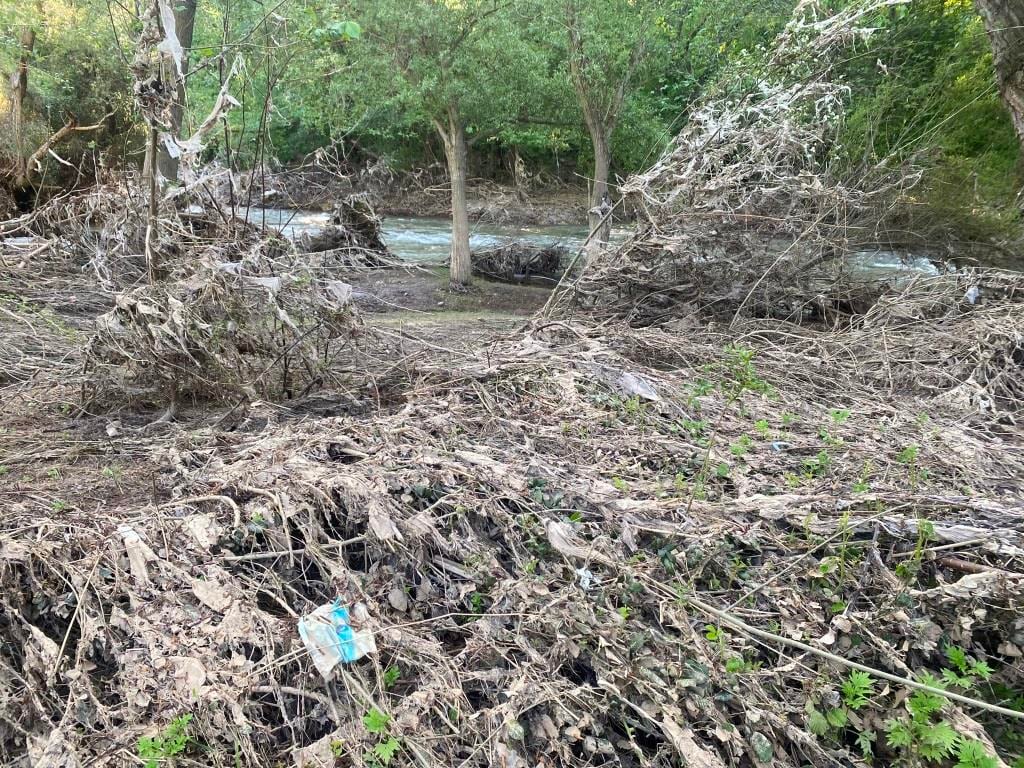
[348,266,552,314]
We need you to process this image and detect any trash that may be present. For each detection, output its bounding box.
[615,371,661,401]
[575,567,597,590]
[298,600,377,678]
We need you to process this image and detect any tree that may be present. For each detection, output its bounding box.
[973,0,1024,159]
[156,0,198,183]
[559,0,661,248]
[337,0,536,286]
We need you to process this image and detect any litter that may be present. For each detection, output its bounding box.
[298,600,377,679]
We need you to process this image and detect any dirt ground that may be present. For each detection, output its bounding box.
[348,266,553,314]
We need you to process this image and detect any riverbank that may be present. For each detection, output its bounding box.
[3,181,1023,768]
[249,165,591,226]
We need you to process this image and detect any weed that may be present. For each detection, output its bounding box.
[941,646,992,689]
[528,477,565,509]
[612,476,629,492]
[955,740,999,768]
[842,670,874,709]
[898,444,920,464]
[138,714,192,768]
[729,435,754,457]
[383,664,401,689]
[802,450,831,478]
[47,467,61,480]
[363,708,401,767]
[753,419,770,438]
[617,606,631,620]
[725,655,759,674]
[895,518,935,581]
[51,499,69,512]
[781,412,796,427]
[469,592,485,614]
[829,408,851,424]
[885,673,959,762]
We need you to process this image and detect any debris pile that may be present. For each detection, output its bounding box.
[3,271,1023,768]
[297,195,390,266]
[83,246,361,406]
[566,0,920,324]
[471,242,567,282]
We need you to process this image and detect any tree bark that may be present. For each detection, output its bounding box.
[587,124,612,248]
[974,0,1024,157]
[438,102,473,286]
[10,27,36,189]
[156,0,198,183]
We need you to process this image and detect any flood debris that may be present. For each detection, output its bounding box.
[556,0,922,325]
[296,195,390,266]
[3,2,1024,767]
[3,263,1024,766]
[471,242,567,282]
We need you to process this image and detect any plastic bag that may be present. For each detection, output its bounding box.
[298,600,377,679]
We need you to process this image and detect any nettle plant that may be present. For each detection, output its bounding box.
[807,649,1001,767]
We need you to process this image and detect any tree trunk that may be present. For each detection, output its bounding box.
[440,103,473,286]
[974,0,1024,157]
[588,126,612,249]
[156,0,198,183]
[10,27,36,189]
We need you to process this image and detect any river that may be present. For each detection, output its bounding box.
[241,207,938,277]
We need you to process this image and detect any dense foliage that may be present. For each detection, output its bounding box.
[1,0,1020,238]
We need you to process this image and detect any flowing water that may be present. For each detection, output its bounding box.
[240,207,938,277]
[241,207,626,262]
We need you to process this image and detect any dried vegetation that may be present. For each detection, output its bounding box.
[2,2,1023,767]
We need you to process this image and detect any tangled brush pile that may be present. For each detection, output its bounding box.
[84,246,361,405]
[566,0,921,324]
[4,275,1024,768]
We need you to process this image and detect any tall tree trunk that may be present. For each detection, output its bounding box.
[439,102,473,286]
[974,0,1024,157]
[156,0,198,183]
[10,27,36,190]
[587,124,612,248]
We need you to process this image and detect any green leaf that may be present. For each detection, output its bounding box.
[942,668,972,688]
[373,737,401,765]
[842,670,874,710]
[856,728,876,757]
[807,708,829,737]
[363,708,390,734]
[826,708,848,728]
[341,21,362,40]
[919,720,958,761]
[969,659,993,681]
[946,645,968,674]
[955,739,999,768]
[383,664,401,689]
[884,719,912,748]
